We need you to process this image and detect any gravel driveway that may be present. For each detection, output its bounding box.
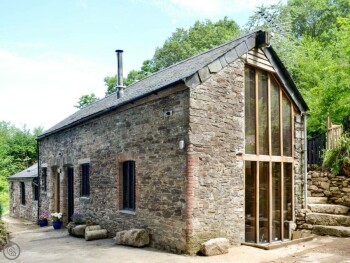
[1,216,350,263]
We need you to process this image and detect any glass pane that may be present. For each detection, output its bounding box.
[258,72,269,155]
[284,163,293,239]
[245,161,257,243]
[272,163,281,241]
[259,162,269,244]
[245,68,256,154]
[282,94,292,156]
[271,79,281,155]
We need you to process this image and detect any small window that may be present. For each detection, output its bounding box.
[20,182,26,205]
[81,164,90,197]
[42,168,47,191]
[32,178,39,201]
[122,161,136,211]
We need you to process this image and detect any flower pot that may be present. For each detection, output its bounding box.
[52,221,62,230]
[39,220,48,227]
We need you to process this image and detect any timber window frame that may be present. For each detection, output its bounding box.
[20,182,26,205]
[42,168,47,192]
[120,161,136,211]
[80,163,90,197]
[32,178,39,201]
[244,65,295,244]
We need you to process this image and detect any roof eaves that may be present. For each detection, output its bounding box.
[263,46,309,112]
[37,79,184,140]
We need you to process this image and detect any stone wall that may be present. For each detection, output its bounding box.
[187,59,245,253]
[294,113,307,212]
[308,170,350,206]
[9,180,38,222]
[39,86,189,253]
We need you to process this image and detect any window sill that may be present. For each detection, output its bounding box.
[119,210,136,215]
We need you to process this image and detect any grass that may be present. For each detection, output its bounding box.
[0,190,9,216]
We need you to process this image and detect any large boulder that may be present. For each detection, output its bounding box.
[200,238,230,256]
[114,229,149,247]
[71,225,87,238]
[85,229,108,241]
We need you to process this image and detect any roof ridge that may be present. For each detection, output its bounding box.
[65,31,258,117]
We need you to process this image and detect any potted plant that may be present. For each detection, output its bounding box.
[38,213,48,227]
[51,212,63,229]
[71,213,86,225]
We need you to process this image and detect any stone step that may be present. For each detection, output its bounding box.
[308,204,349,215]
[306,213,350,227]
[307,197,328,204]
[312,225,350,237]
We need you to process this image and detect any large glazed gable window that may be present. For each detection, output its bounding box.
[122,161,136,211]
[244,66,293,157]
[244,66,295,244]
[81,164,90,197]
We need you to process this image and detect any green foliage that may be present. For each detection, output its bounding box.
[103,17,241,88]
[0,121,41,212]
[323,134,350,175]
[0,202,2,219]
[75,93,99,109]
[247,1,350,136]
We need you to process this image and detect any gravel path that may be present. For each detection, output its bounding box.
[1,215,350,263]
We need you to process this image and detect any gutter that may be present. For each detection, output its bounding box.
[302,112,308,208]
[37,140,40,222]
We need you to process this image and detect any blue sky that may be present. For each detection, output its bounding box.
[0,0,281,131]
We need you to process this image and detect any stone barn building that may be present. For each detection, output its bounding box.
[8,163,39,222]
[37,31,309,254]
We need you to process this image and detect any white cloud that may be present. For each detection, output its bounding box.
[0,49,113,131]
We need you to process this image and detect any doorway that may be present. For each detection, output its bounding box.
[67,167,74,222]
[55,169,60,212]
[245,161,293,244]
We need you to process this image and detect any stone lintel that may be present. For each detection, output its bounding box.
[63,156,74,166]
[184,73,201,89]
[208,59,222,73]
[50,158,60,167]
[78,158,90,165]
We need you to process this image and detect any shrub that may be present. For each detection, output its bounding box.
[323,134,350,175]
[71,213,86,224]
[0,203,2,220]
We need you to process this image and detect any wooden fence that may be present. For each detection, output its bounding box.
[307,117,343,165]
[327,117,343,150]
[307,136,325,166]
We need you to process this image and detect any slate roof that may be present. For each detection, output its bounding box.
[8,164,38,180]
[38,30,308,139]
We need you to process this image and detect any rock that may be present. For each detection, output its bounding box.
[72,225,87,237]
[85,225,101,232]
[312,225,350,237]
[308,204,349,215]
[85,229,108,241]
[200,238,230,256]
[114,229,150,247]
[66,222,75,235]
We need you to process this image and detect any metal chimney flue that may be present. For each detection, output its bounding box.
[115,49,124,98]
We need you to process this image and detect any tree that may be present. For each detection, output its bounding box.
[102,17,241,89]
[75,94,99,109]
[0,122,42,211]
